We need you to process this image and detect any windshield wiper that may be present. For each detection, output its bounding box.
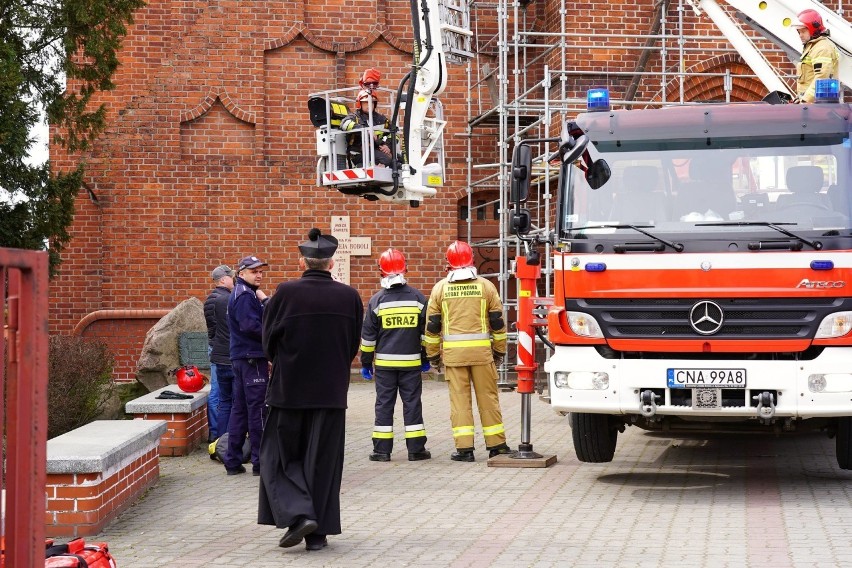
[573,224,684,252]
[696,221,823,250]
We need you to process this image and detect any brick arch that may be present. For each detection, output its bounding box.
[653,54,770,103]
[179,89,256,125]
[264,22,412,56]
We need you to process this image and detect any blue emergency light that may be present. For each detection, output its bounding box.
[585,262,607,272]
[810,260,834,270]
[587,88,610,112]
[814,78,840,103]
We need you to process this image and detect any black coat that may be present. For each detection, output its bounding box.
[203,285,232,365]
[262,269,363,409]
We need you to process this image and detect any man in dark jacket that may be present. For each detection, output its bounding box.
[224,255,269,476]
[203,264,234,441]
[259,228,363,552]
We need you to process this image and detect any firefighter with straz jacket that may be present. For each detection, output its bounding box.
[360,249,432,462]
[425,241,515,462]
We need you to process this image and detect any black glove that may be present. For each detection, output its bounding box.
[493,351,504,364]
[428,356,443,372]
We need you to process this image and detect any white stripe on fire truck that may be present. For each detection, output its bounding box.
[552,252,852,271]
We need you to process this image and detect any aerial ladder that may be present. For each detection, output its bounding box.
[310,0,472,206]
[689,0,852,98]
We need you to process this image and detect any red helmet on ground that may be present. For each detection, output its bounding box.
[446,241,474,269]
[795,9,824,36]
[356,89,378,106]
[379,248,406,276]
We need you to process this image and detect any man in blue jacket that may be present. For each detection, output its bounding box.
[224,255,270,476]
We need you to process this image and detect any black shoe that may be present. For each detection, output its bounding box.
[408,450,432,461]
[252,466,260,476]
[450,449,475,462]
[278,518,318,548]
[488,443,517,458]
[226,465,246,476]
[305,535,328,551]
[369,452,391,462]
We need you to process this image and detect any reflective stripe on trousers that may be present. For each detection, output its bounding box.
[446,362,506,450]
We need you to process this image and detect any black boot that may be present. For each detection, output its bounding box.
[450,448,475,462]
[488,443,517,458]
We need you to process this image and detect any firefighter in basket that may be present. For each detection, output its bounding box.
[340,90,393,168]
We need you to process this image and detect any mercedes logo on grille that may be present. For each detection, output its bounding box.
[689,300,724,335]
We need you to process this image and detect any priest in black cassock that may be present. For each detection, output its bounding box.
[259,227,364,551]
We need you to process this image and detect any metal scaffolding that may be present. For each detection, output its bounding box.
[462,0,798,388]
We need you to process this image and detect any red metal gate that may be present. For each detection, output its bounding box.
[1,247,49,567]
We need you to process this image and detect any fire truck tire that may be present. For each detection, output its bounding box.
[836,417,852,470]
[570,412,617,463]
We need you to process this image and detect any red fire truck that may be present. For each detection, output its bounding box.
[510,85,852,468]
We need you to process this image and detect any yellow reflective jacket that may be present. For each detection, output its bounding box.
[424,273,507,367]
[797,35,839,103]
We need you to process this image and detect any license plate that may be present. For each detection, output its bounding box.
[667,368,747,389]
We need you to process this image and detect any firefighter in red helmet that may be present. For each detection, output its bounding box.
[793,9,839,103]
[360,248,431,462]
[359,68,381,92]
[424,241,515,461]
[340,90,393,167]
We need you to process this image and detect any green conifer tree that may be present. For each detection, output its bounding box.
[0,0,144,275]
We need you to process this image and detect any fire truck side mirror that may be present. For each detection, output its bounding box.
[586,159,611,190]
[511,144,532,204]
[511,208,532,236]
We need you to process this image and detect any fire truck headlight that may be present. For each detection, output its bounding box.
[554,371,609,390]
[566,312,604,338]
[815,312,852,338]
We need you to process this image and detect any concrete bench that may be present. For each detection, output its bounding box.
[125,385,210,456]
[45,419,167,538]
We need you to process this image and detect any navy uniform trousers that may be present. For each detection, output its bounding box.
[372,368,427,455]
[224,357,268,471]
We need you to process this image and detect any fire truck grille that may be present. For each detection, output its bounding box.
[571,297,844,340]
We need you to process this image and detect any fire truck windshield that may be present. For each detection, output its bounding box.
[560,134,852,243]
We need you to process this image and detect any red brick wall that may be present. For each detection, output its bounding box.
[78,317,166,383]
[130,407,209,457]
[45,448,160,538]
[48,0,791,380]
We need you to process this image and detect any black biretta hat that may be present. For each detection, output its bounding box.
[299,228,338,259]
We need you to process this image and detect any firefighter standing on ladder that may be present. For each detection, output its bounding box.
[360,249,432,462]
[424,241,515,462]
[794,9,839,103]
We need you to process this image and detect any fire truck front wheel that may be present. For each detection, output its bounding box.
[570,412,618,463]
[836,417,852,470]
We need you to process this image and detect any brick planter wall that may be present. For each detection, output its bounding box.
[45,448,160,537]
[130,406,208,457]
[45,420,167,538]
[125,386,210,456]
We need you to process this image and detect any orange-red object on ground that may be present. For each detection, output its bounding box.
[173,365,206,393]
[44,538,117,567]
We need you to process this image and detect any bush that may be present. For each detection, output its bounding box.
[48,335,115,439]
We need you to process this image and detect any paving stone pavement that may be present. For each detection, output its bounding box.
[88,379,852,567]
